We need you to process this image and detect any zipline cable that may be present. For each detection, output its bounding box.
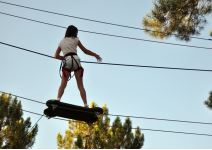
[0,0,211,41]
[15,93,45,105]
[2,91,212,126]
[1,41,212,73]
[22,108,212,137]
[0,11,212,50]
[26,114,44,136]
[108,113,212,125]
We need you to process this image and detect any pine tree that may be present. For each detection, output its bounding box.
[132,127,144,149]
[109,117,125,148]
[205,91,212,109]
[0,93,38,148]
[57,102,144,149]
[143,0,212,41]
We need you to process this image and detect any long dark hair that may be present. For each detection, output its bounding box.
[65,25,78,38]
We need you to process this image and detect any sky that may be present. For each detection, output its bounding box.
[0,0,212,148]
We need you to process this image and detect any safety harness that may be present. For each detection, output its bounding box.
[59,52,83,80]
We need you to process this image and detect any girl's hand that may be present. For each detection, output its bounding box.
[54,47,65,60]
[95,54,102,63]
[55,55,65,60]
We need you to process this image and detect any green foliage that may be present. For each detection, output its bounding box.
[0,93,38,148]
[143,0,212,41]
[205,91,212,109]
[57,102,144,149]
[210,31,212,37]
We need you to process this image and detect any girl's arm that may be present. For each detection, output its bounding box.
[78,40,102,62]
[54,47,64,60]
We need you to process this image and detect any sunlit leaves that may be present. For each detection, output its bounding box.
[205,91,212,109]
[0,93,38,148]
[143,0,212,41]
[57,102,144,149]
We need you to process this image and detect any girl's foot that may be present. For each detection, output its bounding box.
[84,104,89,108]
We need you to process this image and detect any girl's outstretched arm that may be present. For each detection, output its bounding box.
[54,47,64,60]
[78,40,102,62]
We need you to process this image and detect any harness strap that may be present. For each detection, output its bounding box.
[59,52,82,80]
[64,52,77,57]
[72,55,80,69]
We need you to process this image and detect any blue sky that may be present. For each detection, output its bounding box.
[0,0,212,148]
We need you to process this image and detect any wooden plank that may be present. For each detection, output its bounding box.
[44,100,102,123]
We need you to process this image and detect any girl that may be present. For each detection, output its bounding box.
[54,25,102,107]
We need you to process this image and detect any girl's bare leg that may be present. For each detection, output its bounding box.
[57,71,69,101]
[75,69,88,107]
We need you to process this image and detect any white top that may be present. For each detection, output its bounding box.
[59,37,79,55]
